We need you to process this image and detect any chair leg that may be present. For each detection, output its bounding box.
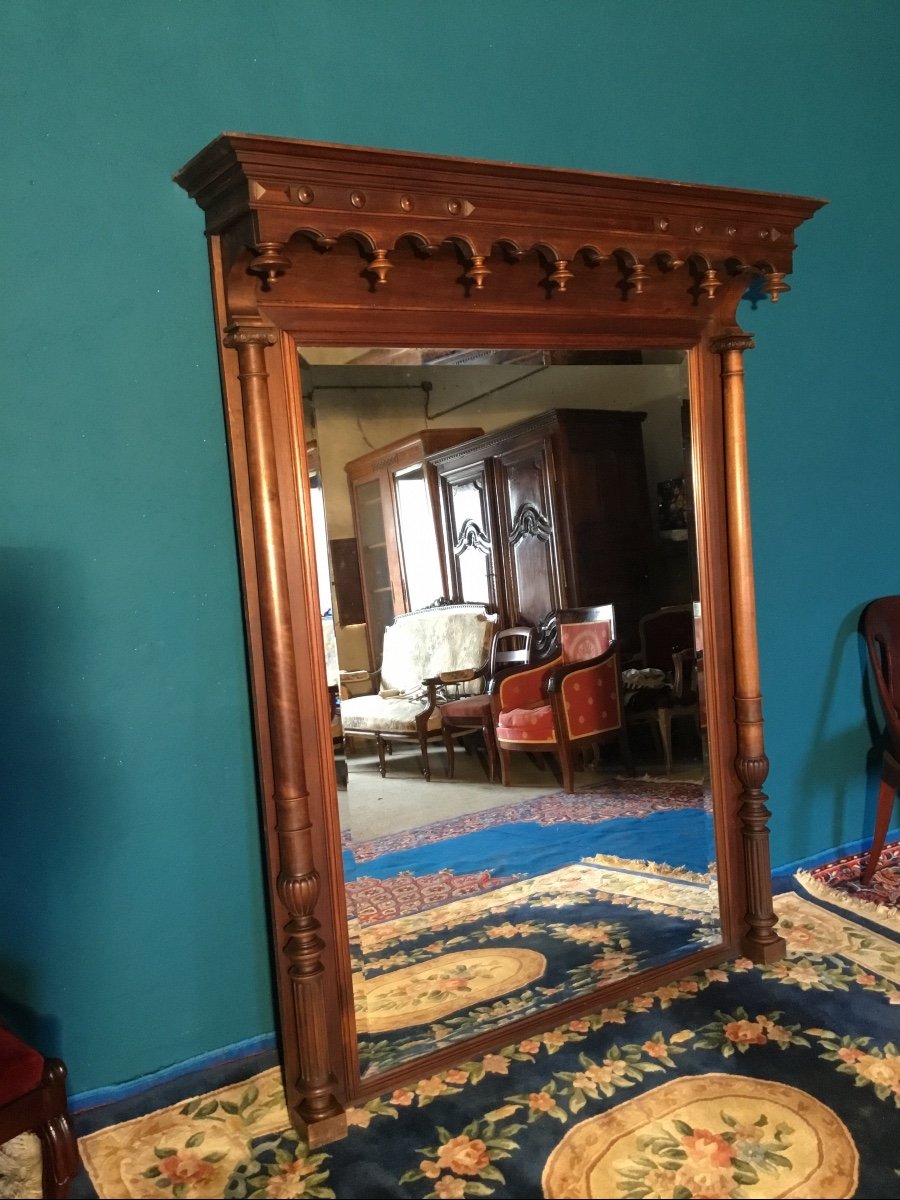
[375,735,387,778]
[861,775,897,884]
[442,725,456,779]
[499,743,513,786]
[656,708,673,773]
[618,723,635,776]
[482,715,499,783]
[419,732,432,782]
[557,744,576,795]
[38,1060,81,1199]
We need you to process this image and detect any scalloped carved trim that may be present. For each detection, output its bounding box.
[453,517,491,556]
[509,501,553,546]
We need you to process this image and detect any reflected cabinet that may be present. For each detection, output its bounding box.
[428,408,653,648]
[175,135,824,1145]
[345,428,482,667]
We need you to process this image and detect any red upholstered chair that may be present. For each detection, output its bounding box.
[492,607,632,794]
[861,596,900,884]
[0,1027,80,1198]
[441,626,534,782]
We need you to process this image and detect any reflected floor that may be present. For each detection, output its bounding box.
[341,745,718,1078]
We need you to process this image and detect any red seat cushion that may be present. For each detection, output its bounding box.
[0,1027,44,1106]
[497,703,556,743]
[441,694,492,722]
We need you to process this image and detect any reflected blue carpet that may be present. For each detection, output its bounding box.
[344,806,714,885]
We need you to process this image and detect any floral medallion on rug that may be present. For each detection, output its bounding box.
[78,886,900,1200]
[796,839,900,932]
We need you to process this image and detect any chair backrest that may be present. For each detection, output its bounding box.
[489,626,534,676]
[862,596,900,755]
[380,603,497,695]
[535,604,616,661]
[638,605,695,673]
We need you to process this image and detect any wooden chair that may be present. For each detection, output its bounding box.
[624,605,700,772]
[861,596,900,884]
[339,602,497,781]
[492,606,632,793]
[441,626,534,782]
[0,1027,80,1198]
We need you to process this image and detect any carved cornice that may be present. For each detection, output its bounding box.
[175,135,826,312]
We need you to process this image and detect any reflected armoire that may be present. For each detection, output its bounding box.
[174,134,824,1144]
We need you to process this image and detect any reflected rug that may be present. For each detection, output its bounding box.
[76,887,900,1199]
[797,839,900,932]
[350,856,719,1075]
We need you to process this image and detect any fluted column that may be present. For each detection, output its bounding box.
[711,329,786,963]
[223,322,346,1139]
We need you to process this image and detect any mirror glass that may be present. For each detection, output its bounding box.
[299,346,719,1081]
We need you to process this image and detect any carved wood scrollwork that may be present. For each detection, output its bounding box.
[508,501,553,546]
[453,517,492,556]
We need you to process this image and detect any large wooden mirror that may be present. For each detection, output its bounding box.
[175,136,822,1144]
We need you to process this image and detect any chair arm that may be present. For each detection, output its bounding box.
[339,668,379,698]
[496,655,563,710]
[544,641,620,693]
[546,643,624,736]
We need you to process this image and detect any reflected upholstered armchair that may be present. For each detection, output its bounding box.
[624,605,700,773]
[340,603,497,781]
[492,607,631,794]
[861,596,900,884]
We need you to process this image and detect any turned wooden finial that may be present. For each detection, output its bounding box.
[549,259,574,292]
[701,267,722,301]
[466,254,491,289]
[763,269,790,303]
[248,242,291,287]
[368,248,393,285]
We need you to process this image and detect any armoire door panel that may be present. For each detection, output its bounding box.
[494,443,559,627]
[441,463,502,617]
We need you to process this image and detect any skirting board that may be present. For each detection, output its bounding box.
[69,1031,277,1114]
[772,825,900,877]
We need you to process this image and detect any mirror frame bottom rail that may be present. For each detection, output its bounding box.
[174,134,824,1144]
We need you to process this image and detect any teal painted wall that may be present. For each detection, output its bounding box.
[2,1,899,1093]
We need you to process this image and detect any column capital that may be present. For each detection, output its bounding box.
[223,323,278,350]
[710,329,756,356]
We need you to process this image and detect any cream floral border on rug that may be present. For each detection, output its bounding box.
[75,890,900,1200]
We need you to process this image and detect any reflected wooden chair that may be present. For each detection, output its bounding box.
[492,606,632,794]
[441,625,534,782]
[861,596,900,884]
[624,605,700,773]
[0,1027,80,1198]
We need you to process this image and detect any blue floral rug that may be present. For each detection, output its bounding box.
[77,882,900,1199]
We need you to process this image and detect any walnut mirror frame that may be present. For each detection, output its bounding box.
[175,135,823,1145]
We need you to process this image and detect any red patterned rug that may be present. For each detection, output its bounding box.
[797,839,900,927]
[346,867,523,924]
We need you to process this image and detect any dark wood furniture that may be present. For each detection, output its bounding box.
[861,596,900,884]
[626,605,701,772]
[428,409,652,648]
[441,624,534,782]
[0,1028,80,1198]
[175,133,824,1145]
[344,429,482,667]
